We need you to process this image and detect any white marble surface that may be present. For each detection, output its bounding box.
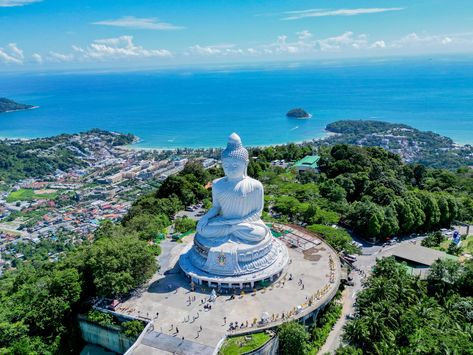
[180,133,288,284]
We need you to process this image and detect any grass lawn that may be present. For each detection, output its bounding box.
[461,235,473,254]
[7,188,58,203]
[219,332,271,355]
[436,235,473,255]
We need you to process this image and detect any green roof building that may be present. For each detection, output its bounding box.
[294,155,320,173]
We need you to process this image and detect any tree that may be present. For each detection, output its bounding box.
[181,160,210,184]
[417,191,441,230]
[123,213,170,240]
[421,231,445,248]
[346,200,386,241]
[121,320,145,338]
[124,196,182,222]
[157,175,208,207]
[447,241,463,256]
[174,216,196,233]
[319,181,347,203]
[278,321,309,355]
[273,196,303,219]
[87,236,157,297]
[307,224,358,254]
[368,185,396,206]
[380,205,399,238]
[437,193,458,227]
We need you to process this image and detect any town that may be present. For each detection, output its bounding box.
[0,130,217,274]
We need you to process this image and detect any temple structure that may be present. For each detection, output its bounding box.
[179,133,288,289]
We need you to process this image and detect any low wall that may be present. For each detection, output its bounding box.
[78,315,134,354]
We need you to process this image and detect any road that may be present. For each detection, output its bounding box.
[318,235,426,354]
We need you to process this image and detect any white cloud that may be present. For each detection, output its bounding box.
[390,32,468,48]
[284,8,324,15]
[186,44,242,56]
[316,32,358,51]
[92,31,471,61]
[48,51,74,62]
[0,0,41,6]
[370,40,386,49]
[282,7,404,20]
[73,35,172,60]
[441,37,453,45]
[32,53,43,63]
[0,43,24,64]
[8,43,23,59]
[297,30,312,40]
[93,16,184,30]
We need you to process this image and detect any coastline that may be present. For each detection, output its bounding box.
[1,126,469,151]
[1,106,40,114]
[124,130,332,151]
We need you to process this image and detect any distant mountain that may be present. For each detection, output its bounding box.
[0,98,34,113]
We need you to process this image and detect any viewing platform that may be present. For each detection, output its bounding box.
[117,224,341,354]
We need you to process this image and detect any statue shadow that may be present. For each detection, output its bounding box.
[146,262,240,298]
[147,262,213,296]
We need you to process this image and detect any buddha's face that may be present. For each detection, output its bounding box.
[222,158,247,179]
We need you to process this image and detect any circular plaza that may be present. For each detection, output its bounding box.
[117,224,342,354]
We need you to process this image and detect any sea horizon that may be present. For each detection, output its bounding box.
[1,57,473,148]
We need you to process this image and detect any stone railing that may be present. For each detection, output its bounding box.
[227,224,341,335]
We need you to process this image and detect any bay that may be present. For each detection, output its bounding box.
[1,58,472,148]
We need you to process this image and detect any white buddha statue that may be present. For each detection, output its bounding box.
[196,133,270,244]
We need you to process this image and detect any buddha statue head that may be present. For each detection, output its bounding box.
[221,133,249,179]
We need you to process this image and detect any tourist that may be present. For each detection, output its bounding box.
[176,327,179,334]
[224,316,226,324]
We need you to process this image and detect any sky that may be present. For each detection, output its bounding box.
[1,0,473,71]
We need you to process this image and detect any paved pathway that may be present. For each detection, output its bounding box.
[133,331,214,355]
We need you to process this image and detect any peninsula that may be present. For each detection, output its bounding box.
[286,107,311,119]
[0,98,34,113]
[319,120,473,169]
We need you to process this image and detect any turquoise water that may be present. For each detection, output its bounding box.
[1,58,473,148]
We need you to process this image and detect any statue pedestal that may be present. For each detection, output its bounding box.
[179,231,289,289]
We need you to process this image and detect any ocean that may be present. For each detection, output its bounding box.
[1,58,473,148]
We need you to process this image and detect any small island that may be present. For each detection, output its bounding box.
[286,107,311,119]
[0,97,35,113]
